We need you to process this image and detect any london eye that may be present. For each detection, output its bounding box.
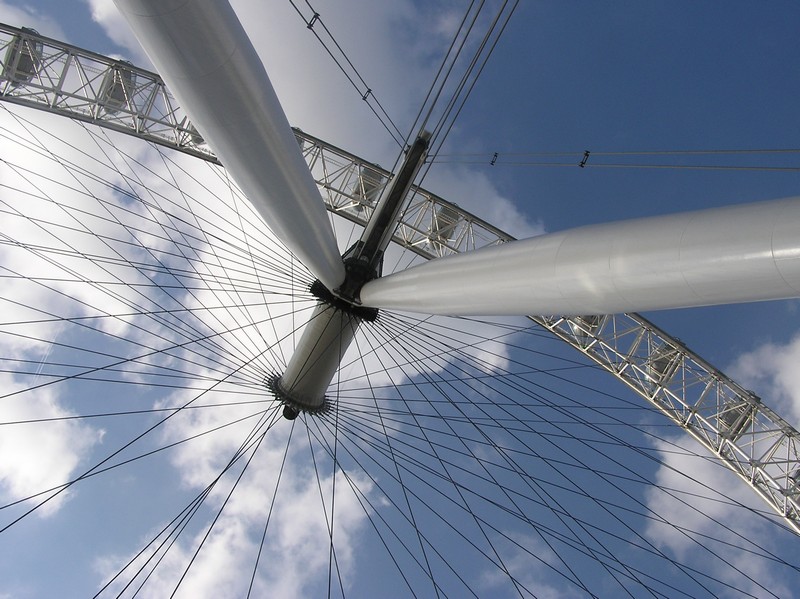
[1,2,799,597]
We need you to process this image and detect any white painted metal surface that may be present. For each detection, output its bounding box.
[113,0,346,290]
[277,303,359,409]
[360,197,800,315]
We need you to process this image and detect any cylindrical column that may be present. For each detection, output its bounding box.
[360,197,800,316]
[274,302,360,411]
[113,0,346,290]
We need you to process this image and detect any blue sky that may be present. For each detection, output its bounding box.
[1,1,800,597]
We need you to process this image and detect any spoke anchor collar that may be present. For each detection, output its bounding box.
[265,374,332,420]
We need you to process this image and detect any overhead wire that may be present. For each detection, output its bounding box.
[288,0,406,148]
[344,311,792,596]
[431,147,800,171]
[406,0,483,146]
[420,0,520,184]
[394,0,520,188]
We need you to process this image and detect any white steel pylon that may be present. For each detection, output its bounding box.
[359,196,800,315]
[112,0,346,292]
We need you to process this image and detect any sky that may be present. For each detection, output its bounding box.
[1,1,800,597]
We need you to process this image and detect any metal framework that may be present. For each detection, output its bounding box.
[2,22,799,532]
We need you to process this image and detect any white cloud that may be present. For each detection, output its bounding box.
[85,0,152,66]
[422,164,545,239]
[477,530,584,599]
[0,8,615,597]
[730,332,800,426]
[0,109,135,517]
[0,107,168,340]
[0,1,66,40]
[1,93,524,594]
[4,4,737,598]
[644,434,793,598]
[86,0,545,242]
[92,386,373,597]
[0,374,102,516]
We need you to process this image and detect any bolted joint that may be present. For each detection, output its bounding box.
[266,373,329,419]
[330,240,381,306]
[315,267,378,321]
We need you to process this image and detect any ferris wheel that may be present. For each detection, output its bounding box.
[1,1,799,597]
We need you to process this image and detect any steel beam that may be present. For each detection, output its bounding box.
[112,0,346,290]
[359,197,800,315]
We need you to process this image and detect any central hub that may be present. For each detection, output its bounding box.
[269,261,380,419]
[270,284,368,419]
[269,132,430,419]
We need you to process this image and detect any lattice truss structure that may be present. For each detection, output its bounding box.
[2,22,799,531]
